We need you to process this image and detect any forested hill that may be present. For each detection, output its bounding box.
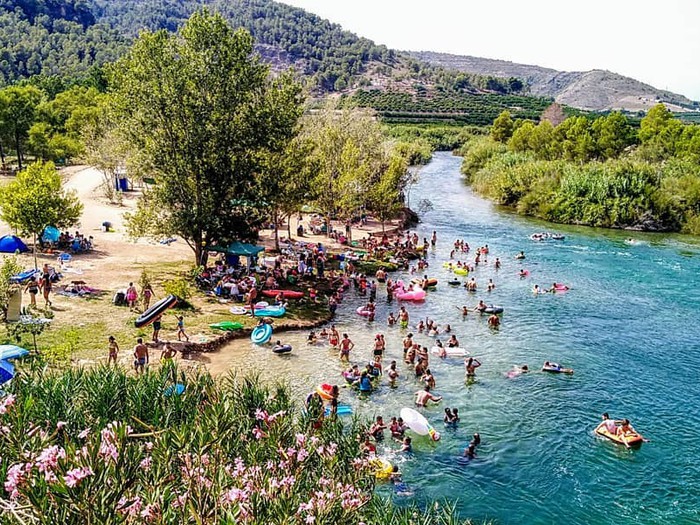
[0,0,524,96]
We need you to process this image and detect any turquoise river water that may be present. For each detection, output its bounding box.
[200,152,700,524]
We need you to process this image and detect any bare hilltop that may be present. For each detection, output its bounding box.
[408,51,698,112]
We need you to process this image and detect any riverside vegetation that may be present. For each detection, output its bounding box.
[459,106,700,233]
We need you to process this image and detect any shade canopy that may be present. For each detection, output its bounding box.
[0,235,28,253]
[42,226,60,242]
[208,241,264,257]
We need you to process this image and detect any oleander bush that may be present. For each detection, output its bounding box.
[0,365,480,524]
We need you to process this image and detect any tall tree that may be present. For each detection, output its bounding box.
[259,136,318,250]
[0,161,83,268]
[303,105,389,237]
[0,85,43,170]
[366,155,408,232]
[113,10,303,265]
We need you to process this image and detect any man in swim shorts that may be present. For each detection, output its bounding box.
[339,333,354,361]
[399,306,409,328]
[133,338,149,374]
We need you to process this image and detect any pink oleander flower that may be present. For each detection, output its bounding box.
[36,445,66,473]
[171,491,188,509]
[232,457,246,477]
[56,421,67,430]
[267,410,286,422]
[145,441,154,452]
[297,448,309,462]
[140,503,159,522]
[295,433,306,447]
[0,394,15,415]
[222,487,249,504]
[305,514,316,524]
[4,463,31,499]
[254,408,268,421]
[139,457,152,471]
[117,496,142,517]
[64,467,93,488]
[252,426,265,440]
[99,424,120,463]
[78,428,90,439]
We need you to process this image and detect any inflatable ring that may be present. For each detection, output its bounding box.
[230,306,247,315]
[272,344,292,354]
[371,458,394,479]
[251,324,273,344]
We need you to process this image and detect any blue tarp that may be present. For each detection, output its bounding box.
[0,235,28,253]
[0,345,29,361]
[42,226,60,243]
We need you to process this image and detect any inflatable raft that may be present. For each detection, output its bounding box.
[0,345,29,361]
[134,294,178,328]
[484,306,504,314]
[251,306,286,318]
[430,346,468,357]
[595,427,644,447]
[542,363,574,374]
[371,458,394,479]
[324,404,353,416]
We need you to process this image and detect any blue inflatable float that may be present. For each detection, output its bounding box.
[324,404,353,416]
[251,324,273,344]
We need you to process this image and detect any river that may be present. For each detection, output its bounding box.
[193,152,700,524]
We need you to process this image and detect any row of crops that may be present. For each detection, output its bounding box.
[346,89,553,125]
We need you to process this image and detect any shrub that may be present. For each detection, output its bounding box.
[0,366,481,524]
[163,277,192,304]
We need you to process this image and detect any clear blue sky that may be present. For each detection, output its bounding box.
[283,0,700,100]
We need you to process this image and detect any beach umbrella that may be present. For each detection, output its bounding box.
[0,345,28,361]
[0,360,14,385]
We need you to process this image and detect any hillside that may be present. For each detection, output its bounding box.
[408,51,699,112]
[0,0,552,126]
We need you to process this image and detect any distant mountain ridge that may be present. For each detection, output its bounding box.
[408,51,698,112]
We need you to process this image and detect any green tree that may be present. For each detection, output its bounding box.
[259,136,318,250]
[491,110,514,143]
[113,10,303,265]
[0,85,43,170]
[303,105,389,237]
[367,154,408,232]
[0,161,83,268]
[591,111,634,159]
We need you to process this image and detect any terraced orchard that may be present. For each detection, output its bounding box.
[346,90,552,125]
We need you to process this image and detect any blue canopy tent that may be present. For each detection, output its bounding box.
[41,226,60,243]
[0,235,28,253]
[208,241,264,268]
[0,360,15,385]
